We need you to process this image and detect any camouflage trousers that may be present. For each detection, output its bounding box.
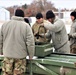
[2,57,26,75]
[70,44,76,54]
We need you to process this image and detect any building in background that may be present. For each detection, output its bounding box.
[0,7,10,21]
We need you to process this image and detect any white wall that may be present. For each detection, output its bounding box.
[29,17,36,27]
[0,7,10,21]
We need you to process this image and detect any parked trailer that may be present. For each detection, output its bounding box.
[0,43,76,75]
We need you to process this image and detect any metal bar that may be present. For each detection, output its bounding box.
[34,62,58,75]
[30,61,33,75]
[52,52,76,56]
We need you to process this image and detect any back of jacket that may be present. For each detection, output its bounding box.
[0,16,35,58]
[52,19,68,49]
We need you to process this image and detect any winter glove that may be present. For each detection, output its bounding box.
[68,34,73,40]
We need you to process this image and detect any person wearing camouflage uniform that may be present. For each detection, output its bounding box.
[2,57,26,75]
[32,13,50,44]
[69,10,76,53]
[0,9,35,75]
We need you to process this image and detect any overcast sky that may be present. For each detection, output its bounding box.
[51,0,76,9]
[0,0,76,9]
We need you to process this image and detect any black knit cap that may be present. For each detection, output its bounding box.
[36,13,43,19]
[46,10,55,19]
[70,11,76,19]
[15,9,24,17]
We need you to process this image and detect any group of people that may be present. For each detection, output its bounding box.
[0,8,76,75]
[33,10,70,53]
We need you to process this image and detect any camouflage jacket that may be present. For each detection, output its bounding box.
[32,20,49,43]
